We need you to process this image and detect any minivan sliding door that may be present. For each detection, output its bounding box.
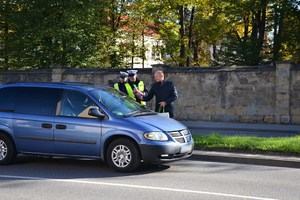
[13,87,62,154]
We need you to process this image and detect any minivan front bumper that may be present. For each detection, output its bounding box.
[140,139,194,164]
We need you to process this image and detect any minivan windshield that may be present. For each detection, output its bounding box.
[89,87,154,117]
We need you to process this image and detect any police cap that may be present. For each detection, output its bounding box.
[119,71,128,78]
[127,70,138,77]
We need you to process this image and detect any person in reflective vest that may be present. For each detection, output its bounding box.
[114,72,135,100]
[127,70,147,106]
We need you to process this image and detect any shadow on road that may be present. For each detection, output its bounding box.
[0,155,170,179]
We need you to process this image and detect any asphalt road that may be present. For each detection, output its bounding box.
[1,155,299,200]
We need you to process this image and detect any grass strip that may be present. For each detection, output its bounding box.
[193,134,300,155]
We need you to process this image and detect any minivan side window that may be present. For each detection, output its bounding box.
[15,87,62,116]
[60,90,98,118]
[0,87,18,112]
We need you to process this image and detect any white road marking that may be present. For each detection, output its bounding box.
[0,175,278,200]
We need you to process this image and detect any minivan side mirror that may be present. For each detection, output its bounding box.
[88,108,106,119]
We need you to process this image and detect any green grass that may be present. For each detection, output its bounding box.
[193,134,300,155]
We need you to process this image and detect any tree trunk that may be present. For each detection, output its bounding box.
[273,3,278,61]
[110,0,125,68]
[251,14,258,41]
[3,2,9,69]
[249,0,267,64]
[131,33,135,68]
[258,0,267,49]
[179,5,185,65]
[273,0,286,62]
[243,16,249,39]
[193,38,201,65]
[186,6,195,67]
[142,30,145,68]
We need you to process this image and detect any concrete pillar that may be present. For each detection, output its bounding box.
[51,66,67,82]
[275,61,292,124]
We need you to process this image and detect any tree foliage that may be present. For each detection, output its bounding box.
[0,0,299,69]
[1,0,107,69]
[215,0,300,66]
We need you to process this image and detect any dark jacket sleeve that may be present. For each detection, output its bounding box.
[165,82,178,105]
[142,84,155,102]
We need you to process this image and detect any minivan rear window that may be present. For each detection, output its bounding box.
[0,87,18,112]
[15,87,62,116]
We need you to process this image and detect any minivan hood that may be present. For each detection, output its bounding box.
[125,115,187,132]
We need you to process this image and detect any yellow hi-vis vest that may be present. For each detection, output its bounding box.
[136,81,146,106]
[114,83,135,100]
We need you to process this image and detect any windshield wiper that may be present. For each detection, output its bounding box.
[130,111,157,117]
[124,111,141,117]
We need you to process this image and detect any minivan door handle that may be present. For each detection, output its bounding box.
[41,123,52,129]
[56,124,67,130]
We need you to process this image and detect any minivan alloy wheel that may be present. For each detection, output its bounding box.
[112,145,131,168]
[0,134,16,164]
[106,138,141,172]
[0,140,8,160]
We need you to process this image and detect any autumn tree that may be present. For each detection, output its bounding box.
[1,0,299,69]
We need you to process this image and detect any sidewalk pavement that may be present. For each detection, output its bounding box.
[180,120,300,168]
[180,120,300,137]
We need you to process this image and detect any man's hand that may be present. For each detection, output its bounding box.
[134,89,143,96]
[159,101,167,107]
[134,90,144,99]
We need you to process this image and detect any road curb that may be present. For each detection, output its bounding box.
[189,150,300,168]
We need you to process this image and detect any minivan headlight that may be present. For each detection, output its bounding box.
[144,132,168,141]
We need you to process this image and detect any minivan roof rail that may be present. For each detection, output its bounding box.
[55,82,95,85]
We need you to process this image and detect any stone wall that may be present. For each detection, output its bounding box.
[0,69,52,83]
[164,66,277,123]
[291,66,300,123]
[0,61,299,124]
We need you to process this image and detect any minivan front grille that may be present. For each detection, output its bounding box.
[168,129,191,143]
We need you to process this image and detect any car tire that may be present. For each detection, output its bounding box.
[106,138,140,172]
[0,134,16,165]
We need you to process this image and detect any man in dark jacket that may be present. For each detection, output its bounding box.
[140,70,178,118]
